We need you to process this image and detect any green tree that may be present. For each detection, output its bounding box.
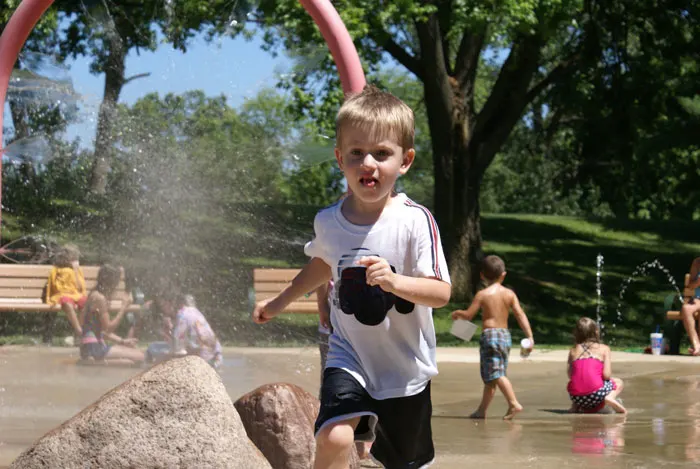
[55,0,252,194]
[547,0,700,220]
[251,0,586,295]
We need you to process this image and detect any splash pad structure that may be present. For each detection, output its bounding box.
[0,0,366,234]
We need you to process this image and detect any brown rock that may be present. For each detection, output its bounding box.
[11,356,271,469]
[235,382,360,469]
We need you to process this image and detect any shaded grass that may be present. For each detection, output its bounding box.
[1,208,697,348]
[244,213,699,348]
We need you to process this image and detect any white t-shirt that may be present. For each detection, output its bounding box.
[305,193,451,400]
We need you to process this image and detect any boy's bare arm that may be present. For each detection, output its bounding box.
[452,292,481,321]
[252,257,331,323]
[567,350,573,378]
[390,275,451,308]
[511,293,534,342]
[358,256,451,308]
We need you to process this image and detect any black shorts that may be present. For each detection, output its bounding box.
[315,367,434,469]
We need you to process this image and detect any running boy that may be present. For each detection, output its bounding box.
[252,85,451,469]
[451,255,534,420]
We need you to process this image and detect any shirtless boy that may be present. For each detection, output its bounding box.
[452,255,534,419]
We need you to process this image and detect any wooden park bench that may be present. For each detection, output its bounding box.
[0,264,141,341]
[251,268,318,313]
[665,274,693,321]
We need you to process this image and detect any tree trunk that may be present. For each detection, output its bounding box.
[448,146,487,298]
[89,26,126,194]
[410,12,553,299]
[9,101,30,141]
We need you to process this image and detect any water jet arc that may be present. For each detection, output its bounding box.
[0,0,366,233]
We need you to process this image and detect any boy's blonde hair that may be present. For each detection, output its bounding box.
[336,85,414,150]
[54,243,80,267]
[573,317,600,344]
[481,255,506,282]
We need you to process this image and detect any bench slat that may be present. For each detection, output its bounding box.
[0,278,125,289]
[0,299,139,312]
[255,291,317,302]
[0,264,136,314]
[253,281,304,293]
[0,287,46,298]
[0,287,127,298]
[282,302,319,313]
[254,269,303,282]
[0,265,103,278]
[667,311,681,321]
[252,268,319,313]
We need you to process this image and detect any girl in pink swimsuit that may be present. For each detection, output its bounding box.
[567,317,626,414]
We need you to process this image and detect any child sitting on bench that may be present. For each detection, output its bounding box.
[44,244,87,342]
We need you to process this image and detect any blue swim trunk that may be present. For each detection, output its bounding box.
[480,328,512,383]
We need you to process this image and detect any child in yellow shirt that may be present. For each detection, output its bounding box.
[45,244,87,339]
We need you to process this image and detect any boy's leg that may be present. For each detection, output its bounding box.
[315,368,378,469]
[370,382,434,468]
[314,417,361,469]
[494,376,524,420]
[478,328,517,419]
[470,382,497,418]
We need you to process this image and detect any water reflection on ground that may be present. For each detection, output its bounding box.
[2,346,700,468]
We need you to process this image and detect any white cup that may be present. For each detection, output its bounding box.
[650,333,663,356]
[520,338,533,358]
[450,319,478,341]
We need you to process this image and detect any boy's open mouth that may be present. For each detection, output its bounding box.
[360,177,378,188]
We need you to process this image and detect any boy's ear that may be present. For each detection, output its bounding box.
[500,271,507,280]
[334,147,344,170]
[399,148,415,175]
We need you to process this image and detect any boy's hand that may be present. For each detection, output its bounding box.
[451,310,466,320]
[357,256,396,293]
[252,298,281,324]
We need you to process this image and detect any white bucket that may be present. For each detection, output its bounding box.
[451,319,478,342]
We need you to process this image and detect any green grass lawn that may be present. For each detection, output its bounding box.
[233,213,699,348]
[1,210,698,349]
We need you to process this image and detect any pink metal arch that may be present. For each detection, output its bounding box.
[0,0,366,234]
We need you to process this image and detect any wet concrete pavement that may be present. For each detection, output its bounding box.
[2,346,700,468]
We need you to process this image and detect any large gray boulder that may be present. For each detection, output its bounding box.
[234,382,360,469]
[11,356,271,469]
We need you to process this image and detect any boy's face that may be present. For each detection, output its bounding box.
[335,125,414,206]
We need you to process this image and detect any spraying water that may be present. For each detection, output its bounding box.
[595,253,605,331]
[595,255,684,340]
[614,259,684,325]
